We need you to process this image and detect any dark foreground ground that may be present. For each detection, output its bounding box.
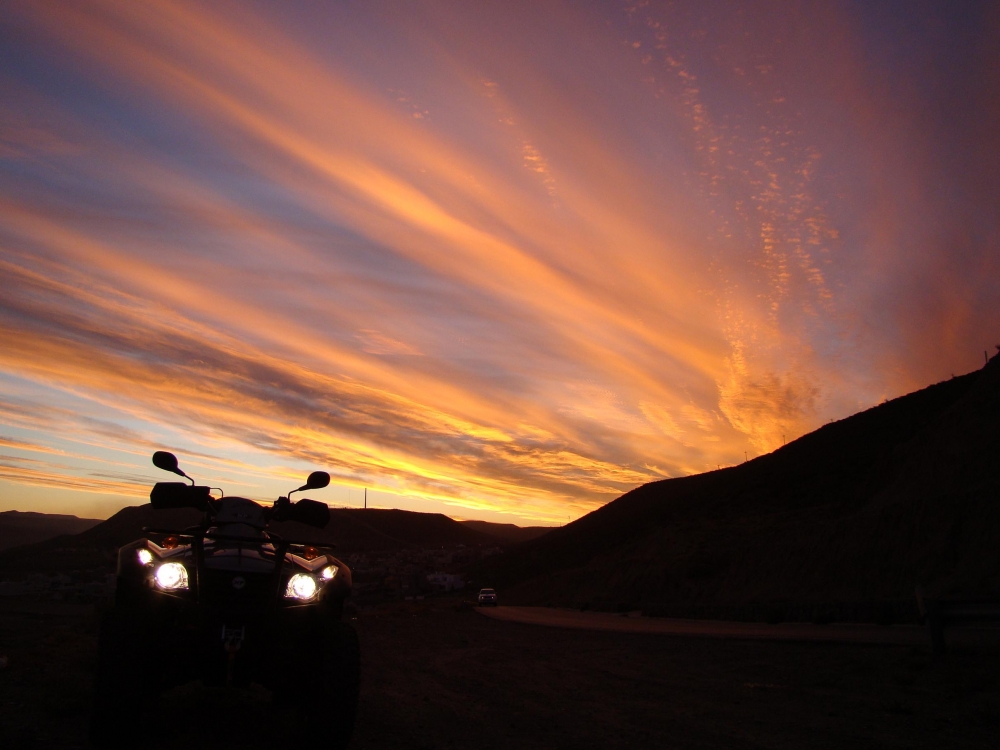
[1,596,998,749]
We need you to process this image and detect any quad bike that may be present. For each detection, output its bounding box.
[89,452,358,749]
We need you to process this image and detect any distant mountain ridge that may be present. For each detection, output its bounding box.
[0,504,550,573]
[0,510,101,552]
[459,520,551,544]
[487,355,1000,612]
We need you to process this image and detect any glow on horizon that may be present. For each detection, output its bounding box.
[1,1,997,524]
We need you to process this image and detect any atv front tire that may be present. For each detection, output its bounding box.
[277,620,360,749]
[89,607,153,748]
[323,620,361,748]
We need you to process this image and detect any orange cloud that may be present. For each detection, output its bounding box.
[1,0,995,521]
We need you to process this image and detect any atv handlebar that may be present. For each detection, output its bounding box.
[149,452,332,529]
[150,482,331,528]
[150,482,213,511]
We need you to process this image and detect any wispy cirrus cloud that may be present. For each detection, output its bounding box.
[0,0,997,521]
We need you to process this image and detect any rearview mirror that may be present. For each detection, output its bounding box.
[288,471,330,501]
[299,471,330,491]
[152,451,192,484]
[290,498,330,528]
[152,451,180,472]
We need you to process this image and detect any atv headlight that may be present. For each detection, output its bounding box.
[154,562,189,590]
[320,565,338,581]
[137,549,153,566]
[285,573,318,601]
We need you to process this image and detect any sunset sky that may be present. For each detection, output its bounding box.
[1,1,997,525]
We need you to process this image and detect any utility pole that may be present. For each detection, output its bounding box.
[364,488,367,509]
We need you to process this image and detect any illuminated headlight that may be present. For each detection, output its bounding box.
[154,562,189,590]
[137,549,153,566]
[320,565,338,581]
[285,573,318,601]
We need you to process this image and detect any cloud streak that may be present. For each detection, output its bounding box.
[0,0,997,521]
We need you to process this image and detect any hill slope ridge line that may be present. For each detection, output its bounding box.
[487,358,999,611]
[0,510,102,552]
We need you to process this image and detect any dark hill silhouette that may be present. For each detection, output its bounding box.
[270,508,503,551]
[0,510,101,551]
[0,504,534,573]
[459,520,552,544]
[487,355,1000,615]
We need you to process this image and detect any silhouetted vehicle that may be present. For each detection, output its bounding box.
[89,452,358,749]
[478,588,498,606]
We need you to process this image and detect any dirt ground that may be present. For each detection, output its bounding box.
[1,596,999,749]
[479,605,941,645]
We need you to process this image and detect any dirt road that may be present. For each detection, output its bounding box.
[477,605,939,645]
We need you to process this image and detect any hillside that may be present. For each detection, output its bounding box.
[486,355,1000,615]
[0,504,535,574]
[0,511,101,551]
[459,520,552,544]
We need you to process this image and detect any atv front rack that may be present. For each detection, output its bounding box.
[142,527,336,548]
